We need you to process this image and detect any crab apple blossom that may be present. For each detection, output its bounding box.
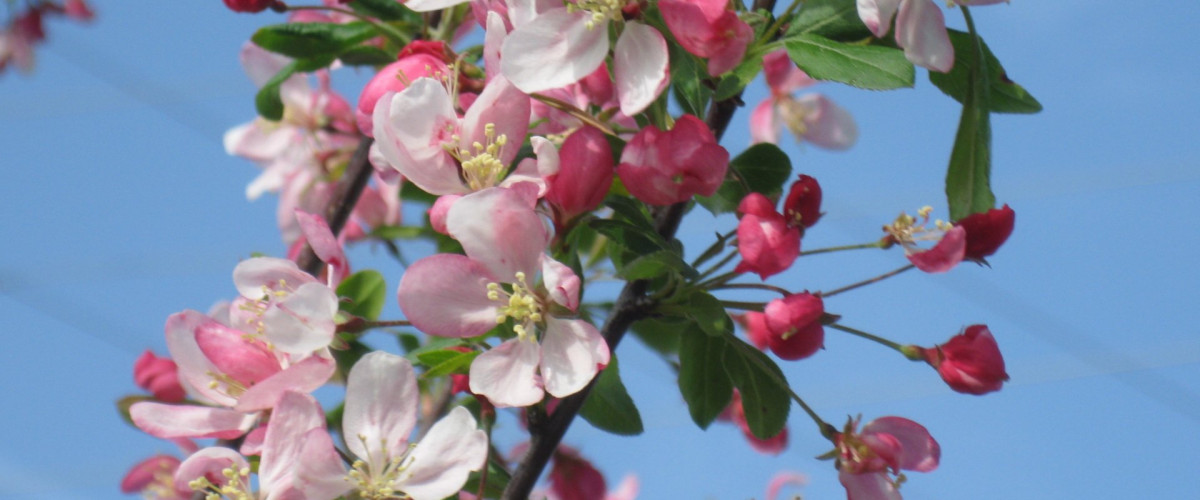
[545,125,615,223]
[133,350,186,403]
[230,256,340,354]
[751,50,858,149]
[356,40,452,136]
[617,114,729,206]
[763,293,825,361]
[956,204,1015,262]
[121,454,191,499]
[549,446,607,500]
[734,192,801,279]
[915,324,1009,395]
[835,416,940,500]
[397,186,609,407]
[223,0,277,13]
[783,174,823,231]
[659,0,753,76]
[882,206,966,273]
[858,0,954,72]
[499,1,669,116]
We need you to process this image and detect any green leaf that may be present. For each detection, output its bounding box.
[669,44,712,117]
[580,355,644,436]
[336,270,387,320]
[348,0,416,21]
[370,225,425,240]
[416,348,478,377]
[617,249,697,280]
[403,336,463,363]
[338,45,397,67]
[254,62,296,121]
[714,54,765,101]
[252,22,378,59]
[785,33,914,90]
[688,290,733,337]
[631,317,684,355]
[590,219,670,270]
[930,30,1042,114]
[697,143,793,215]
[678,328,733,429]
[785,0,872,41]
[723,339,790,439]
[944,30,996,221]
[604,196,656,230]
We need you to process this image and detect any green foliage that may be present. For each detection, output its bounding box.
[464,457,511,498]
[580,355,645,436]
[687,290,733,338]
[930,30,1042,114]
[630,316,684,355]
[591,198,695,281]
[331,338,374,383]
[252,22,378,59]
[723,338,791,439]
[714,54,765,101]
[415,348,478,377]
[348,0,418,22]
[697,143,793,215]
[254,62,295,121]
[785,33,915,90]
[670,43,712,118]
[944,28,997,220]
[338,45,397,67]
[336,270,387,320]
[785,0,872,41]
[678,325,734,429]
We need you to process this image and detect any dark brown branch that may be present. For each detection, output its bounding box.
[499,2,777,497]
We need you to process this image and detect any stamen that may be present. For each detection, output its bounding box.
[445,122,510,191]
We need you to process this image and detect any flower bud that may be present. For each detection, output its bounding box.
[546,126,614,219]
[922,324,1009,395]
[550,446,607,500]
[356,42,451,136]
[617,114,728,206]
[222,0,276,13]
[734,193,800,279]
[782,174,822,231]
[763,293,825,360]
[956,204,1015,261]
[133,350,186,403]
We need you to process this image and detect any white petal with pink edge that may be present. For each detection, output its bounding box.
[395,407,489,500]
[344,352,420,472]
[540,317,609,398]
[234,354,336,412]
[614,22,670,117]
[130,402,257,440]
[397,254,500,337]
[501,8,608,93]
[447,186,547,280]
[896,0,953,72]
[469,338,544,407]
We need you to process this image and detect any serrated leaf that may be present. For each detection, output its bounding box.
[336,270,387,320]
[723,339,790,439]
[669,44,712,117]
[930,30,1041,114]
[252,22,378,59]
[785,0,871,40]
[338,45,397,66]
[348,0,416,21]
[697,143,793,215]
[416,348,478,378]
[254,62,296,121]
[688,291,733,337]
[944,30,995,221]
[580,355,644,436]
[678,328,733,429]
[785,33,914,90]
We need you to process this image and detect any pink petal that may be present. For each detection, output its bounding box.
[120,455,181,494]
[896,0,953,72]
[461,75,531,168]
[261,282,339,354]
[164,310,233,406]
[397,254,500,337]
[447,186,548,280]
[763,49,815,95]
[856,0,902,38]
[344,352,420,472]
[541,255,580,311]
[395,407,489,500]
[469,338,544,407]
[607,475,640,500]
[749,98,780,145]
[130,402,256,440]
[540,317,609,398]
[863,417,941,472]
[193,321,282,388]
[505,136,560,196]
[704,12,753,76]
[501,8,608,93]
[240,425,268,456]
[239,41,291,88]
[232,257,315,300]
[614,22,669,116]
[484,11,508,79]
[839,470,901,500]
[906,226,966,273]
[765,471,807,500]
[796,94,858,150]
[258,391,334,497]
[372,79,468,196]
[234,354,336,412]
[405,0,470,12]
[174,447,249,494]
[295,209,349,285]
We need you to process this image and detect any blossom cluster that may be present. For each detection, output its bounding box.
[115,0,1031,499]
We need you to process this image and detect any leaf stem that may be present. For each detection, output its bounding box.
[529,93,615,136]
[800,240,886,256]
[695,250,740,282]
[719,300,766,311]
[712,282,792,297]
[828,323,904,352]
[819,264,914,298]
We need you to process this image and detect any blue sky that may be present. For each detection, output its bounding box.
[2,1,1199,499]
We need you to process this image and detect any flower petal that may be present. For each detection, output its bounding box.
[540,317,609,398]
[261,282,339,354]
[541,255,580,311]
[372,79,467,195]
[395,407,489,500]
[614,22,669,116]
[856,0,902,38]
[130,402,256,440]
[447,186,547,280]
[895,0,953,72]
[174,447,248,494]
[344,352,420,472]
[839,470,901,500]
[469,338,544,407]
[501,8,608,93]
[295,209,349,285]
[863,416,941,472]
[232,257,314,300]
[749,98,780,145]
[461,75,531,168]
[165,310,232,406]
[397,254,500,337]
[906,225,966,273]
[404,0,470,12]
[235,354,337,412]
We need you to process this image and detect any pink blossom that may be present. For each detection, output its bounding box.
[762,293,825,361]
[919,324,1009,395]
[734,193,801,279]
[882,206,966,273]
[120,455,190,499]
[397,186,609,407]
[133,350,186,403]
[499,2,669,116]
[766,471,808,500]
[356,41,452,136]
[783,174,823,231]
[546,126,615,223]
[835,416,940,500]
[223,0,277,13]
[751,50,857,149]
[956,204,1015,262]
[719,390,789,455]
[294,209,350,286]
[857,0,962,72]
[549,446,607,500]
[659,0,753,76]
[617,114,729,206]
[231,256,340,354]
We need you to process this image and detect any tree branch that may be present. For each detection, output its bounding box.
[500,2,776,495]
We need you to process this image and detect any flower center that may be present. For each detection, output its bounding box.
[776,96,811,141]
[188,463,253,500]
[883,206,953,251]
[447,123,509,191]
[569,0,626,29]
[486,271,544,340]
[347,438,418,500]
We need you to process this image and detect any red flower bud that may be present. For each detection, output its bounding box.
[763,293,825,360]
[222,0,276,13]
[922,324,1009,395]
[734,193,800,279]
[133,350,186,403]
[956,204,1015,261]
[782,174,822,231]
[550,446,607,500]
[546,126,614,220]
